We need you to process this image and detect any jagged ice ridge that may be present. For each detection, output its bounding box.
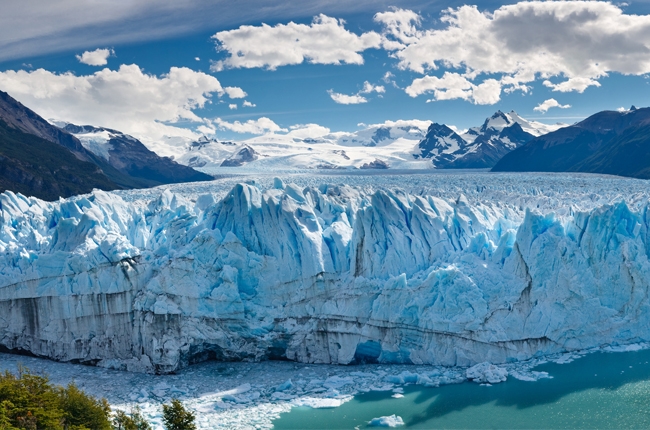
[1,172,650,373]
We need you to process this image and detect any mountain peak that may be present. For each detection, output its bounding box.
[416,122,465,161]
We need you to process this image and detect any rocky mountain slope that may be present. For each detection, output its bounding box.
[413,123,465,164]
[415,111,560,169]
[61,124,213,186]
[0,91,122,200]
[0,119,119,201]
[0,91,94,162]
[0,90,213,200]
[493,106,650,178]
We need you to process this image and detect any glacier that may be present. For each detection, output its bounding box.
[2,171,650,374]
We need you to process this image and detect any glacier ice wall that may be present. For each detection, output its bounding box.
[2,178,650,373]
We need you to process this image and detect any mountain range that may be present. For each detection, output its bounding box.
[6,85,650,202]
[493,106,650,179]
[415,110,561,169]
[175,112,564,170]
[0,91,212,200]
[60,123,213,186]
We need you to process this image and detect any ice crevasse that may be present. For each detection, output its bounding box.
[1,179,649,373]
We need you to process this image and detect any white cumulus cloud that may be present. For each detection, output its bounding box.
[360,81,385,94]
[224,86,247,98]
[328,91,367,105]
[286,123,331,138]
[214,117,286,134]
[328,80,385,104]
[242,100,256,107]
[406,72,501,105]
[76,48,114,66]
[228,104,237,110]
[533,98,572,113]
[543,77,602,93]
[211,14,381,71]
[379,2,650,103]
[0,64,231,156]
[374,7,422,49]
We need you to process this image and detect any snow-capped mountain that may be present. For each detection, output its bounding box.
[414,123,466,164]
[413,111,566,169]
[60,123,213,186]
[494,106,650,179]
[461,110,560,143]
[2,173,650,373]
[176,120,433,170]
[173,113,562,171]
[336,121,429,147]
[220,145,261,167]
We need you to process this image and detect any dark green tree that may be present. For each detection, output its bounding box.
[0,400,18,430]
[0,368,64,429]
[113,407,152,430]
[60,383,111,430]
[162,399,196,430]
[0,367,113,430]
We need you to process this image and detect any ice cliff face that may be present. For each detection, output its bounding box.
[2,177,650,373]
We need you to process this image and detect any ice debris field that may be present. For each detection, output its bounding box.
[0,344,645,429]
[2,170,650,427]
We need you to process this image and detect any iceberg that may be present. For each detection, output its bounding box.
[368,414,405,427]
[466,362,508,384]
[2,172,650,373]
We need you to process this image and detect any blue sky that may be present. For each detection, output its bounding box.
[1,0,650,142]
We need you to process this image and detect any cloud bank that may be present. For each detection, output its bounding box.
[208,2,650,106]
[383,1,650,103]
[214,117,286,134]
[0,64,246,155]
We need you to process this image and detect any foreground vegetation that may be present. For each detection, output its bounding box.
[0,368,196,429]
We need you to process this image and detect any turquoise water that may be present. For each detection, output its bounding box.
[273,350,650,429]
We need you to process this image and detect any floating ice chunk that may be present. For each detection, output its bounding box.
[466,362,508,384]
[214,383,251,400]
[369,384,395,391]
[385,371,418,385]
[323,375,354,390]
[151,382,171,398]
[350,371,375,378]
[509,370,551,382]
[293,396,352,408]
[272,392,295,401]
[604,343,647,352]
[276,379,293,392]
[368,414,405,427]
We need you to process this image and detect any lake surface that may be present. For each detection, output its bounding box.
[273,349,650,429]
